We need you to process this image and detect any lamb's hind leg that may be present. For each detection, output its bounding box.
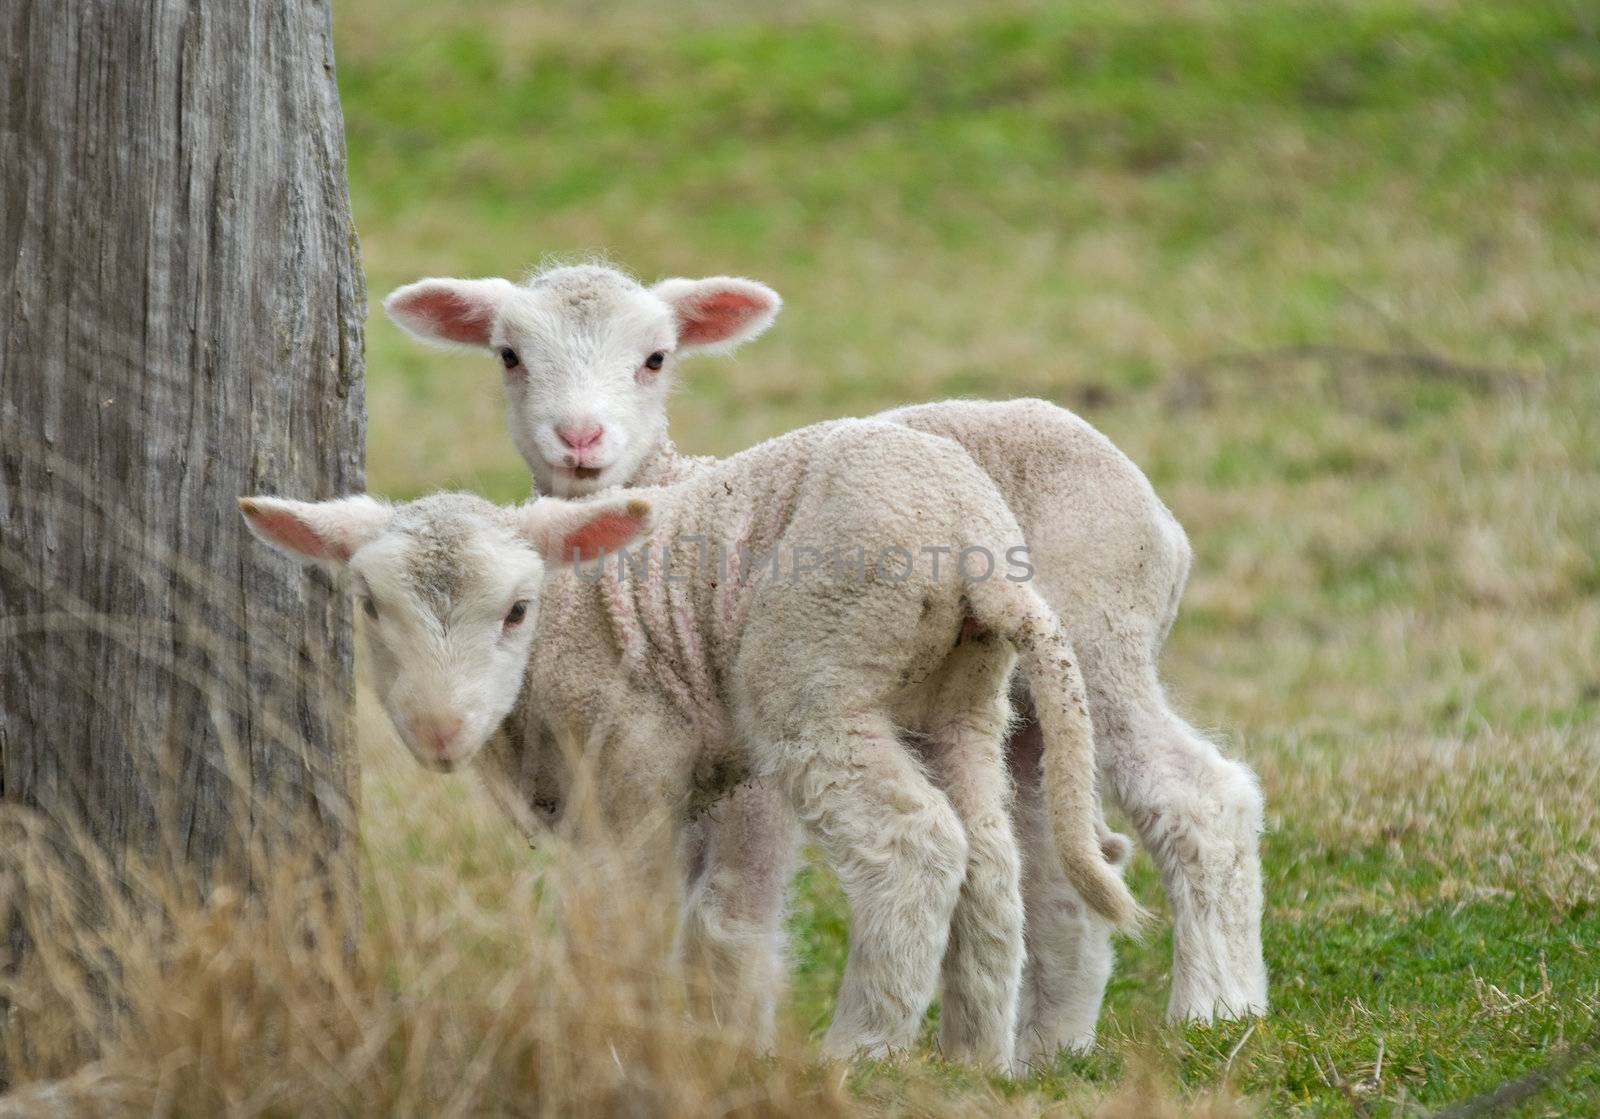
[916,640,1025,1072]
[677,781,803,1050]
[1007,705,1125,1066]
[776,714,970,1060]
[1095,680,1267,1023]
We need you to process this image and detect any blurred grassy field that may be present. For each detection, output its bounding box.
[336,1,1600,1114]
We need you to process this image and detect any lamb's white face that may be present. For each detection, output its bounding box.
[384,265,781,498]
[492,273,676,497]
[349,500,545,771]
[240,491,650,773]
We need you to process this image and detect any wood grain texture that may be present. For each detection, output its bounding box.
[0,1,365,893]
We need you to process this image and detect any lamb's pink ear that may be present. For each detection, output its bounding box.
[651,276,781,354]
[239,495,392,569]
[515,496,652,564]
[383,277,518,348]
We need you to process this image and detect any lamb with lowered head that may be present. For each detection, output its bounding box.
[241,418,1140,1069]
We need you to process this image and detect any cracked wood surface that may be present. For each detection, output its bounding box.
[0,1,366,892]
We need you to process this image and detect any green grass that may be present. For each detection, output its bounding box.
[337,1,1600,1114]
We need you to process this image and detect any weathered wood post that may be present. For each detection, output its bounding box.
[0,0,367,1053]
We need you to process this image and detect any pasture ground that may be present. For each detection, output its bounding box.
[340,2,1600,1114]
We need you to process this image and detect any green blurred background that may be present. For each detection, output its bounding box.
[337,2,1600,1113]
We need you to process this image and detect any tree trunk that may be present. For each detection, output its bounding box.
[0,0,365,970]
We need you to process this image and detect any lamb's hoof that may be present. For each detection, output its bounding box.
[1016,1031,1096,1073]
[940,1042,1020,1077]
[820,1035,904,1064]
[1166,994,1268,1025]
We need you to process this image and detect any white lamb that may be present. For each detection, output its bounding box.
[240,418,1141,1070]
[384,263,1269,1051]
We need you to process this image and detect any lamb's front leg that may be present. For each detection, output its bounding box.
[776,716,969,1060]
[676,780,803,1050]
[1098,694,1268,1023]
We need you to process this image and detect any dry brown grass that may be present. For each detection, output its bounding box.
[0,695,1266,1117]
[0,749,851,1117]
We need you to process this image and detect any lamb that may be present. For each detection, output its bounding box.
[240,418,1142,1070]
[384,263,1269,1049]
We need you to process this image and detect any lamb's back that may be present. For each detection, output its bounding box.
[882,398,1189,655]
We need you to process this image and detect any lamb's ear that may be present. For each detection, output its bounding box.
[239,495,392,569]
[383,277,519,348]
[514,496,652,564]
[651,276,781,354]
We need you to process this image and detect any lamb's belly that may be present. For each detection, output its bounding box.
[475,720,566,840]
[686,744,753,820]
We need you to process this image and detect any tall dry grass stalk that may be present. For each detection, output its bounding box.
[0,791,862,1117]
[0,694,1256,1119]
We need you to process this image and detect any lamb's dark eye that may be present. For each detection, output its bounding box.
[504,600,529,627]
[644,351,666,371]
[361,596,378,621]
[500,348,520,369]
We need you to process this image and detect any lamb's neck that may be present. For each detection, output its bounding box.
[630,436,717,489]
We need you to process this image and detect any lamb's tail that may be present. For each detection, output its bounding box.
[974,584,1146,934]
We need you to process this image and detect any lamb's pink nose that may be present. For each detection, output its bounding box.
[555,422,604,450]
[413,715,465,760]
